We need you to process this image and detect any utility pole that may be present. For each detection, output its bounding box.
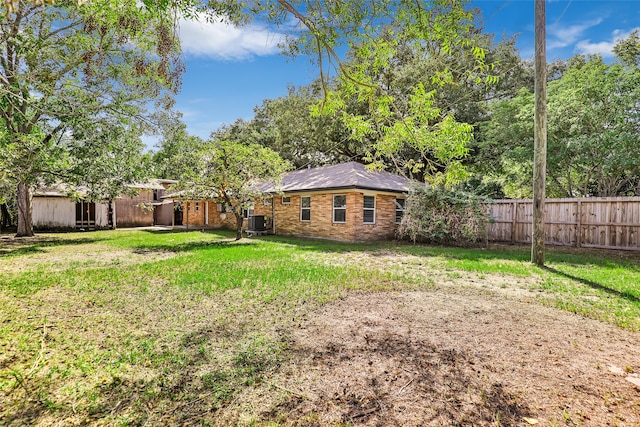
[532,0,547,266]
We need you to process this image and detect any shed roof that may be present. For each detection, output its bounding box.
[34,179,172,197]
[259,162,415,194]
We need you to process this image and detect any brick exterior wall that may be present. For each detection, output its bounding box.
[253,190,405,242]
[179,201,246,231]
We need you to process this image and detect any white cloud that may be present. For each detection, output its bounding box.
[575,27,640,57]
[547,18,603,50]
[178,18,286,60]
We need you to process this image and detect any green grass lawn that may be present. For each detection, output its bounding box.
[1,229,639,425]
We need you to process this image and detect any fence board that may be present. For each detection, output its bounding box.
[487,197,640,251]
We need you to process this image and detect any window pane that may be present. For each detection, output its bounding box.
[301,209,310,221]
[395,198,405,209]
[363,196,375,209]
[334,208,346,222]
[301,196,311,208]
[334,195,346,208]
[364,196,376,209]
[363,210,374,223]
[396,210,404,223]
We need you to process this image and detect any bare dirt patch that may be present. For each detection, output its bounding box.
[261,288,640,426]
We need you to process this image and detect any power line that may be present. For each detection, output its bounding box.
[552,0,574,27]
[485,0,511,25]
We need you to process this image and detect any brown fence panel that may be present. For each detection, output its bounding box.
[487,197,640,251]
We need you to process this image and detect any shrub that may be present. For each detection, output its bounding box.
[398,186,490,245]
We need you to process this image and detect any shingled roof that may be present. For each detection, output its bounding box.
[259,162,415,194]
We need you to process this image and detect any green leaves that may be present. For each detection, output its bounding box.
[480,45,640,198]
[282,1,499,185]
[1,0,184,232]
[398,186,489,244]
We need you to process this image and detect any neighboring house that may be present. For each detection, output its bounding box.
[32,179,176,231]
[253,162,415,242]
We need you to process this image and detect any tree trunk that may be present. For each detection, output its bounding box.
[234,211,243,240]
[16,181,34,237]
[0,203,10,230]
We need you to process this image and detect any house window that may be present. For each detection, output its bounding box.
[194,201,199,212]
[262,198,272,206]
[363,195,375,224]
[333,195,346,223]
[242,206,255,219]
[282,196,291,204]
[300,196,311,221]
[395,198,406,223]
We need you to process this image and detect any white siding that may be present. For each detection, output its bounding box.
[33,197,75,228]
[33,197,110,229]
[95,203,109,227]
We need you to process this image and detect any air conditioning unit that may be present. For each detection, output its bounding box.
[248,215,267,231]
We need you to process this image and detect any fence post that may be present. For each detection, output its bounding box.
[576,199,582,248]
[512,201,518,244]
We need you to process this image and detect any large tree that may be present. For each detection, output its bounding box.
[216,6,519,180]
[479,46,640,198]
[152,112,204,180]
[231,0,490,186]
[214,83,361,168]
[0,0,182,236]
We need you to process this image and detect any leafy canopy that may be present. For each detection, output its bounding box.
[1,0,182,234]
[479,46,640,198]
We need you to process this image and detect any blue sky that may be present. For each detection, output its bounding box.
[154,0,640,149]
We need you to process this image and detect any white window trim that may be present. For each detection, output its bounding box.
[395,198,406,224]
[300,196,311,222]
[333,194,347,224]
[262,198,272,206]
[194,201,200,212]
[281,196,291,204]
[363,195,375,224]
[242,206,255,219]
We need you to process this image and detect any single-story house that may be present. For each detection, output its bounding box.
[253,162,415,242]
[32,179,177,231]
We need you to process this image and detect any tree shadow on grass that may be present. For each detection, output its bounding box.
[543,265,640,304]
[2,324,285,426]
[131,229,254,253]
[0,235,111,257]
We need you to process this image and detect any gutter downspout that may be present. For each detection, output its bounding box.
[271,195,275,235]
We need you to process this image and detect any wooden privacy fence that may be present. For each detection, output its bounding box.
[487,197,640,251]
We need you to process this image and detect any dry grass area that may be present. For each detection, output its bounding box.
[0,234,175,274]
[261,289,640,426]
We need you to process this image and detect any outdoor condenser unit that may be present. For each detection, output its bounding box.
[248,215,267,231]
